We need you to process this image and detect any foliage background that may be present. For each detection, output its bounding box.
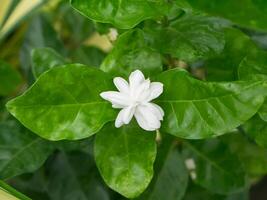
[1,0,267,199]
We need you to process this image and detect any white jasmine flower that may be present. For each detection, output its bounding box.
[100,70,164,131]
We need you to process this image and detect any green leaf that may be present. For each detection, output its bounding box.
[31,47,67,78]
[238,50,267,81]
[94,122,157,198]
[205,28,258,82]
[145,14,226,63]
[9,151,110,200]
[55,1,95,45]
[156,69,267,139]
[183,138,247,194]
[138,145,188,200]
[186,0,267,31]
[45,152,110,200]
[20,14,64,80]
[222,132,267,179]
[0,60,22,96]
[0,120,53,179]
[70,0,173,29]
[101,29,163,78]
[243,115,267,149]
[0,180,31,200]
[71,46,106,67]
[6,64,116,141]
[238,50,267,121]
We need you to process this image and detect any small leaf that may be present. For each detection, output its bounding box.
[0,120,53,179]
[222,132,267,179]
[183,138,247,194]
[70,0,173,29]
[20,14,64,80]
[0,60,22,96]
[156,69,267,139]
[205,28,258,82]
[71,46,106,67]
[243,115,267,149]
[101,29,163,77]
[94,122,157,198]
[7,64,116,141]
[46,152,110,200]
[145,14,226,62]
[31,47,67,78]
[238,50,267,121]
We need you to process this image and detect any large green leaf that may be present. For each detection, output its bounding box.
[31,47,67,78]
[94,122,157,198]
[0,120,53,179]
[145,14,226,63]
[6,64,116,141]
[186,0,267,31]
[0,60,22,96]
[156,69,267,139]
[238,50,267,121]
[183,138,247,194]
[139,143,188,200]
[70,0,174,29]
[101,29,162,77]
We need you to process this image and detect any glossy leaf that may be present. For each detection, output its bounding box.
[139,145,188,200]
[183,138,247,194]
[0,60,22,96]
[0,120,53,179]
[94,122,157,198]
[156,69,267,139]
[145,14,226,63]
[6,64,116,141]
[101,29,162,77]
[31,47,67,78]
[70,0,173,29]
[186,0,267,31]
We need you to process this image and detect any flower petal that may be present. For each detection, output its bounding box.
[100,91,129,107]
[113,77,129,93]
[144,103,164,121]
[134,104,161,131]
[122,106,135,124]
[147,82,163,101]
[115,109,124,128]
[129,70,145,91]
[134,79,150,101]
